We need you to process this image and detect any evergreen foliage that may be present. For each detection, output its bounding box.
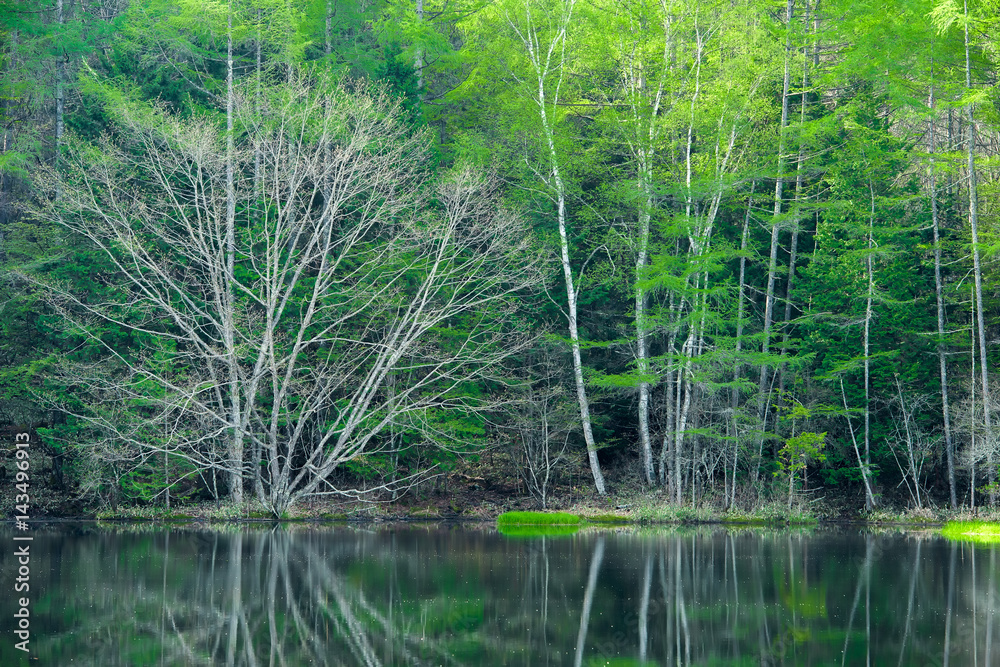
[2,0,1000,514]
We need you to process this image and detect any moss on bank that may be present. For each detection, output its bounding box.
[497,511,581,526]
[65,481,1000,528]
[941,520,1000,544]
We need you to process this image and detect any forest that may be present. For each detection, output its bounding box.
[1,0,999,518]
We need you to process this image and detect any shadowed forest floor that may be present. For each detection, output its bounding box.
[11,450,999,526]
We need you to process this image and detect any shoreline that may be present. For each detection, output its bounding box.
[11,504,1000,530]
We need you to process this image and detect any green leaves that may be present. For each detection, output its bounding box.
[929,0,962,32]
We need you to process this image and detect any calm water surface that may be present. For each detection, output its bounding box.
[0,522,997,666]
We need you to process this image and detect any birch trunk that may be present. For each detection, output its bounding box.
[555,134,606,495]
[863,181,875,510]
[633,94,668,486]
[55,0,64,200]
[756,0,794,484]
[673,17,705,502]
[730,185,754,507]
[415,0,424,98]
[669,12,744,500]
[779,1,810,398]
[627,6,670,487]
[659,298,679,486]
[971,283,977,510]
[841,378,876,509]
[964,0,993,498]
[929,75,957,509]
[326,0,332,56]
[636,163,654,485]
[779,228,799,383]
[628,0,671,486]
[674,316,694,503]
[508,0,606,494]
[693,277,709,507]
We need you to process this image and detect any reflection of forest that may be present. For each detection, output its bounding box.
[1,526,997,665]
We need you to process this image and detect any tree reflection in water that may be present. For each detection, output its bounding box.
[0,524,997,666]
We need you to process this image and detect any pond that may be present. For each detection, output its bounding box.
[0,522,996,666]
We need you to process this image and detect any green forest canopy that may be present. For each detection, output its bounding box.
[1,0,999,514]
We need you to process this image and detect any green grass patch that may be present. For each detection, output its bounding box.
[941,520,1000,544]
[498,524,581,538]
[497,511,581,526]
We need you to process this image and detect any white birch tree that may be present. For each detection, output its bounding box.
[500,0,607,494]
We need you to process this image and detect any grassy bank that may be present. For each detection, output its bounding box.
[57,472,1000,528]
[496,511,581,526]
[941,520,1000,544]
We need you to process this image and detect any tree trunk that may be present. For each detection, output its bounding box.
[226,5,243,504]
[779,1,810,399]
[636,161,654,485]
[779,227,799,385]
[730,185,754,507]
[841,377,876,509]
[672,19,706,502]
[557,166,606,495]
[630,0,671,490]
[633,21,670,485]
[674,274,700,504]
[55,0,64,200]
[251,9,267,504]
[659,297,679,487]
[756,0,794,484]
[895,375,922,509]
[415,0,424,98]
[863,181,875,510]
[929,73,957,509]
[971,282,977,510]
[516,0,605,494]
[964,0,993,501]
[326,0,333,56]
[675,326,693,503]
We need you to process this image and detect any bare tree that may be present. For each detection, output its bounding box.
[505,345,577,508]
[954,377,1000,507]
[888,378,933,510]
[29,72,544,516]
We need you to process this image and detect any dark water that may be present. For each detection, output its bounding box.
[0,523,997,666]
